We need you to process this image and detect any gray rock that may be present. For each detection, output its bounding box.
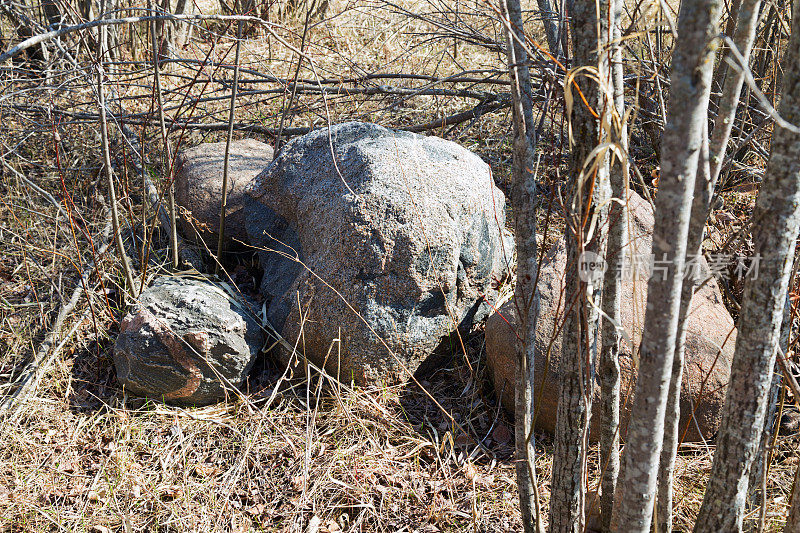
[113,277,262,405]
[175,139,274,250]
[244,122,513,384]
[485,191,737,442]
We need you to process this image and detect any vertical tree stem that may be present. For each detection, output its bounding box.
[550,0,609,529]
[657,122,711,533]
[610,0,722,528]
[536,0,562,58]
[499,0,542,531]
[98,22,136,295]
[694,0,800,528]
[708,0,763,185]
[659,2,763,526]
[599,0,627,527]
[216,20,242,274]
[150,0,179,269]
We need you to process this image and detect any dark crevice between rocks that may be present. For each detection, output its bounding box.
[396,326,518,464]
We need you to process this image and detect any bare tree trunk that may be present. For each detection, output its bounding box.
[746,360,780,518]
[657,4,764,527]
[172,0,191,50]
[609,0,722,529]
[500,0,543,531]
[708,0,763,184]
[747,295,790,521]
[694,1,800,529]
[549,0,609,529]
[598,0,627,528]
[154,0,187,60]
[158,0,173,59]
[656,122,711,533]
[536,0,562,58]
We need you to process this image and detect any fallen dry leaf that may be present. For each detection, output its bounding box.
[246,503,266,517]
[464,463,478,482]
[157,485,182,501]
[291,474,307,490]
[322,519,341,532]
[193,463,220,478]
[307,515,322,533]
[492,423,512,445]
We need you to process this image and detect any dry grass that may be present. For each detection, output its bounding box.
[0,317,531,532]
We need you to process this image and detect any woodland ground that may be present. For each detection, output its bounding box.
[0,0,797,531]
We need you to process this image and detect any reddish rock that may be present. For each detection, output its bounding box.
[114,277,262,405]
[485,191,736,442]
[175,139,273,250]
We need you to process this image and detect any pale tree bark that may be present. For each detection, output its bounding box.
[746,294,789,520]
[155,0,173,60]
[656,124,710,533]
[172,0,192,50]
[694,1,800,529]
[609,0,722,528]
[153,0,190,60]
[549,0,610,529]
[746,359,780,519]
[657,3,763,529]
[708,0,763,183]
[499,0,543,531]
[599,0,627,528]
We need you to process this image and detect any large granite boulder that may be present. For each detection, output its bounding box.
[244,122,513,384]
[114,277,262,405]
[175,139,274,250]
[485,191,736,442]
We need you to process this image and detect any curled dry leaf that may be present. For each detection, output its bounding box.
[157,485,182,501]
[464,462,495,487]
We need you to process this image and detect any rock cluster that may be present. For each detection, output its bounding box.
[116,123,512,399]
[118,125,737,443]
